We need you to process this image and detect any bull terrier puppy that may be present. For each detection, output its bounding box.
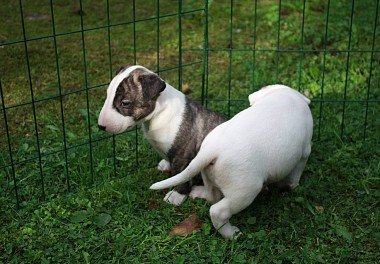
[151,85,313,239]
[98,65,225,205]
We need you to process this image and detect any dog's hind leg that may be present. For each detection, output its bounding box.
[210,181,263,239]
[276,156,309,191]
[190,172,222,204]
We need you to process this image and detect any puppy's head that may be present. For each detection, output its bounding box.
[98,65,166,133]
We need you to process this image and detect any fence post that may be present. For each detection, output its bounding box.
[0,79,20,208]
[49,0,70,191]
[201,0,209,106]
[178,0,183,92]
[19,0,46,200]
[363,0,379,140]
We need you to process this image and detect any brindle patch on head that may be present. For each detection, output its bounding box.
[112,68,166,122]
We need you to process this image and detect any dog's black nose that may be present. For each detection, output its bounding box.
[98,125,106,131]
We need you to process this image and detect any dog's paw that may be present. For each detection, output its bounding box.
[189,186,207,200]
[157,159,171,173]
[231,227,243,240]
[220,225,242,240]
[164,190,187,206]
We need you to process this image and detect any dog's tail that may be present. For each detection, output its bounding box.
[150,148,216,190]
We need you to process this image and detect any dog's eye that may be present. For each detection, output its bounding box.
[121,100,131,108]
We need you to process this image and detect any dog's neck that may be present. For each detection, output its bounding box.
[141,83,186,158]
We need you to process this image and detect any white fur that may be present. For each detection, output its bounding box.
[157,159,171,172]
[98,65,145,133]
[248,84,311,106]
[189,185,208,200]
[164,190,187,206]
[142,83,186,158]
[151,85,313,239]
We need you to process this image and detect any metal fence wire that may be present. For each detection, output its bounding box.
[0,0,379,208]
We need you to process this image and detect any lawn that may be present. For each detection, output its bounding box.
[0,0,379,263]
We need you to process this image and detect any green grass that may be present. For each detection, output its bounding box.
[0,0,379,262]
[1,140,379,263]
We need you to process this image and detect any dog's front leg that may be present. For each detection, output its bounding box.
[157,159,171,174]
[163,158,192,206]
[163,184,190,207]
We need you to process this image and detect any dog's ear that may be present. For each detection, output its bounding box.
[139,74,166,100]
[115,65,130,75]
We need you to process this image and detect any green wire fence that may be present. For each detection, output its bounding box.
[0,0,379,208]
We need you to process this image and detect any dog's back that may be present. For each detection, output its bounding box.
[203,85,312,185]
[167,98,225,162]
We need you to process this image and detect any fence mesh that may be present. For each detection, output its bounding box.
[0,0,379,208]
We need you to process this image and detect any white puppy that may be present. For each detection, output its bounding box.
[150,85,313,239]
